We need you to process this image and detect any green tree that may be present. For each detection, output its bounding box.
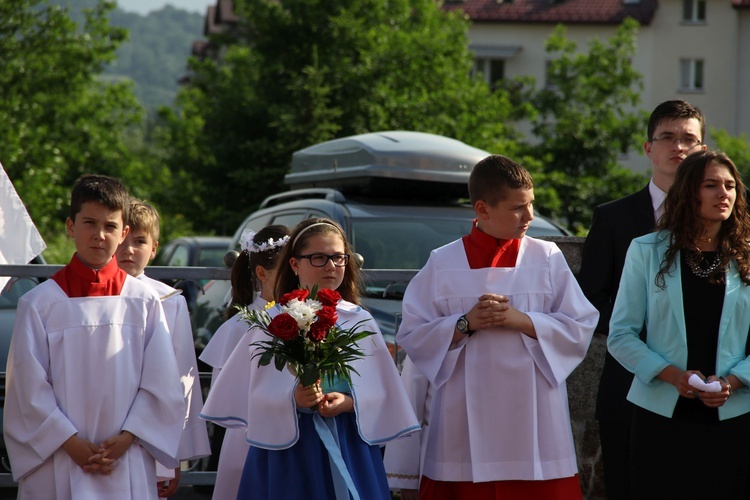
[158,0,526,234]
[711,127,750,179]
[524,18,649,234]
[0,0,147,242]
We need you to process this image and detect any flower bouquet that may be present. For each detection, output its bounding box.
[239,286,376,388]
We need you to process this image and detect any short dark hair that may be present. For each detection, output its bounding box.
[70,174,130,224]
[468,155,533,207]
[647,100,706,142]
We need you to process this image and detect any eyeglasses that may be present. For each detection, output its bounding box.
[650,133,702,149]
[297,253,350,267]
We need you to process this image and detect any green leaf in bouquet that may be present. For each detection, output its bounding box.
[274,352,287,371]
[299,363,321,387]
[258,349,274,367]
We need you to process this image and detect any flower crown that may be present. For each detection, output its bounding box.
[240,229,290,254]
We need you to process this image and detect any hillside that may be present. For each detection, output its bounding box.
[54,0,204,109]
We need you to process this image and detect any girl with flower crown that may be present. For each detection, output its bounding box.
[201,218,419,500]
[199,224,291,500]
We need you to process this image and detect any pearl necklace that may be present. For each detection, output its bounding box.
[685,251,723,278]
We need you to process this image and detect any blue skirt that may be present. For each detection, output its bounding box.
[236,412,390,499]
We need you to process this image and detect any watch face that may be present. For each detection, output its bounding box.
[457,317,468,333]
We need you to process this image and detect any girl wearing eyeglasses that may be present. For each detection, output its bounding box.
[202,218,418,499]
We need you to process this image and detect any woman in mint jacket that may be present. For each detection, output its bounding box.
[608,150,750,500]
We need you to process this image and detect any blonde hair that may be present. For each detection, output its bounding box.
[127,199,160,242]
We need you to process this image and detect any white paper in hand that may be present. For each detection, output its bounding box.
[688,373,722,392]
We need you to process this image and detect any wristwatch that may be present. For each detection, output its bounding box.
[456,315,474,336]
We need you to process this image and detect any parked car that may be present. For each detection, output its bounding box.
[0,257,46,475]
[192,187,570,358]
[152,236,232,312]
[191,131,571,363]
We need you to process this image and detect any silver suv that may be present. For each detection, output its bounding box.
[192,131,570,356]
[192,187,570,355]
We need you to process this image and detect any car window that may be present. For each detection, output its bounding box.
[152,243,175,266]
[168,245,190,267]
[0,278,38,309]
[234,212,309,251]
[271,212,309,229]
[242,214,272,234]
[351,218,470,269]
[198,248,230,267]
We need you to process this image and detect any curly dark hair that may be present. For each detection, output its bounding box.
[656,150,750,288]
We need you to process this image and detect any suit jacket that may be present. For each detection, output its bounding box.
[607,231,750,420]
[579,185,654,422]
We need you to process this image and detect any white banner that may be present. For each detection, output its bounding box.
[0,163,46,292]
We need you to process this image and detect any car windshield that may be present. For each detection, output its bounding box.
[350,217,470,270]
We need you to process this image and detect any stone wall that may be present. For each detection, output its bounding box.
[544,236,606,500]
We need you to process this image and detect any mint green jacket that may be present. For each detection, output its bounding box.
[608,231,750,420]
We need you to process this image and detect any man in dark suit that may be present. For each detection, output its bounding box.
[579,100,706,499]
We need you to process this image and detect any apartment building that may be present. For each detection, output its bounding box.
[446,0,750,170]
[194,0,750,171]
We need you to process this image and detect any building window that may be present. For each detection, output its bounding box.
[473,58,505,90]
[679,58,704,92]
[682,0,706,23]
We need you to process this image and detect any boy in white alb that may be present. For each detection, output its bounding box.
[4,174,186,500]
[116,199,210,497]
[396,155,599,499]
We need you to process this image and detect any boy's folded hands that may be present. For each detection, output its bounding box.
[62,430,136,475]
[62,434,114,475]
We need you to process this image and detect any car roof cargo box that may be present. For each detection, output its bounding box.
[286,131,490,200]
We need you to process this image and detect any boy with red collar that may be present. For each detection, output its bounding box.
[396,155,598,499]
[4,174,186,499]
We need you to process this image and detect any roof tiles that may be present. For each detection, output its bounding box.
[442,0,658,25]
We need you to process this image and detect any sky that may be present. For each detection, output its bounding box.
[116,0,213,15]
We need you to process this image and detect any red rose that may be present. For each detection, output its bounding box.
[308,321,328,342]
[316,288,341,307]
[279,289,310,306]
[267,313,300,341]
[316,306,338,329]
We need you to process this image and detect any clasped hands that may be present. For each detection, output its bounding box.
[464,293,535,338]
[294,382,354,417]
[676,370,732,408]
[62,430,136,475]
